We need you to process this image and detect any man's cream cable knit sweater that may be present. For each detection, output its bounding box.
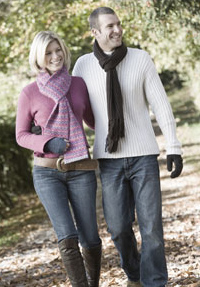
[73,48,182,159]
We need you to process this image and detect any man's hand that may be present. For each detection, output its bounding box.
[31,122,42,135]
[167,154,183,178]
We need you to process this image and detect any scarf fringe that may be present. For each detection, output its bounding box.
[105,119,125,153]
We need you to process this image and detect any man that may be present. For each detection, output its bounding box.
[72,6,183,287]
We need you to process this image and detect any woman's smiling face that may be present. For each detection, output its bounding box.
[45,40,64,74]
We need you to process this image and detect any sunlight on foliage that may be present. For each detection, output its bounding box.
[1,0,200,107]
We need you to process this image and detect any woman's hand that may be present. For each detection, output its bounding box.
[44,138,70,155]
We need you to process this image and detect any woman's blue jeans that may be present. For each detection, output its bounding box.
[98,155,168,287]
[33,166,101,248]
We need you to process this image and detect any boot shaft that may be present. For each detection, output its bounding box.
[82,243,102,287]
[59,238,89,287]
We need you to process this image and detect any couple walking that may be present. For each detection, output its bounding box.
[16,6,183,287]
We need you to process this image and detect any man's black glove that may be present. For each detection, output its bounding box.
[167,154,183,178]
[31,122,42,135]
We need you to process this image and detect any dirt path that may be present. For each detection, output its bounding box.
[0,131,200,287]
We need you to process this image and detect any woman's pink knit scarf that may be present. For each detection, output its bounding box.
[37,66,88,163]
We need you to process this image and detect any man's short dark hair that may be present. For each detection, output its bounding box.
[89,7,115,30]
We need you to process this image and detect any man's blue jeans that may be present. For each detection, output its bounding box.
[98,155,168,287]
[33,166,101,248]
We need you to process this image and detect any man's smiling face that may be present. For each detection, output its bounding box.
[92,13,123,52]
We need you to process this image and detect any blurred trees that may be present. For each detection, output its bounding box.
[1,0,200,103]
[0,0,200,212]
[0,116,33,218]
[119,0,200,106]
[1,0,200,75]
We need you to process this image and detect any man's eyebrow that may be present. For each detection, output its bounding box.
[105,20,121,27]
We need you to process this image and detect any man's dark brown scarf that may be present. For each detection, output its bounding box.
[93,40,127,153]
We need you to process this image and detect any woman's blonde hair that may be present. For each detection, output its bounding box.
[29,31,71,75]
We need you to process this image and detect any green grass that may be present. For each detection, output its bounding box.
[169,87,200,170]
[169,86,200,128]
[0,193,48,248]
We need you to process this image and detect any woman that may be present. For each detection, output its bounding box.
[16,31,101,287]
